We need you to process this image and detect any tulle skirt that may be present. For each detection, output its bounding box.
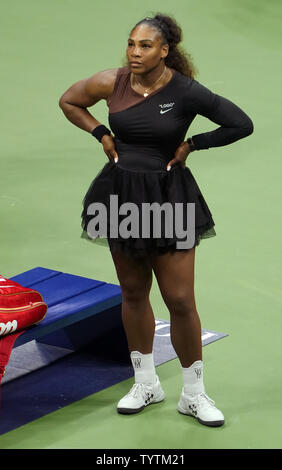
[81,159,216,258]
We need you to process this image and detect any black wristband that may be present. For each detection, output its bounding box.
[91,125,111,142]
[187,137,196,152]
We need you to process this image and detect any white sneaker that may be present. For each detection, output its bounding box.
[177,389,225,427]
[117,375,165,414]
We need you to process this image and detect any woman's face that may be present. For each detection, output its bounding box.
[126,23,169,74]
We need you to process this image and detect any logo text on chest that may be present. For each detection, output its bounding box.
[159,102,175,114]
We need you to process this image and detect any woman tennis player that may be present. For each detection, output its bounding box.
[59,13,253,427]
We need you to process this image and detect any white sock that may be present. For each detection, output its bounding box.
[182,360,205,396]
[130,351,157,384]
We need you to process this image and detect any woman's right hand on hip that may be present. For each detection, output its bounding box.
[101,134,119,163]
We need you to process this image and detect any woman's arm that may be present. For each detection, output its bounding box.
[58,68,118,134]
[186,79,254,150]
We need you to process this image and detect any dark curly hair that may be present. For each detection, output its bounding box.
[124,13,197,78]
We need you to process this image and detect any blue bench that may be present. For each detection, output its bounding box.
[11,267,122,348]
[2,267,126,382]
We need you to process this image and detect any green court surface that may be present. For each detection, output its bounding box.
[0,0,281,449]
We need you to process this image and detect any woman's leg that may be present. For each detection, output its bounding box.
[149,246,225,426]
[149,247,201,368]
[110,248,155,354]
[110,247,165,413]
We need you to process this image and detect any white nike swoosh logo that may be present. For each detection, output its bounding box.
[160,108,173,114]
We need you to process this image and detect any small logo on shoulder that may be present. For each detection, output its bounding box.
[159,102,175,114]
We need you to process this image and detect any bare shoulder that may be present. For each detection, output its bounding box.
[59,68,120,108]
[85,68,120,99]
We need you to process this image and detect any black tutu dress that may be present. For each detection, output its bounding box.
[81,65,253,258]
[81,157,216,258]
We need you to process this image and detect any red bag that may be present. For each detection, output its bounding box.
[0,275,48,336]
[0,275,48,400]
